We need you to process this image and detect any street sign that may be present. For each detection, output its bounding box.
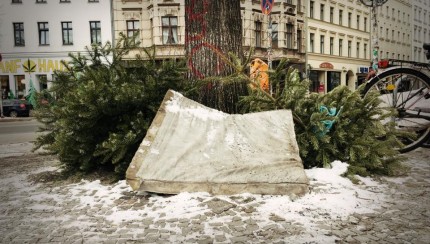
[261,0,274,15]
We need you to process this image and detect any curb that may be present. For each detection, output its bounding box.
[0,117,35,122]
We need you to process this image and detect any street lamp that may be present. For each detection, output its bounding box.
[359,0,388,72]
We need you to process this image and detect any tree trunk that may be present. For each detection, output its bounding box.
[185,0,243,80]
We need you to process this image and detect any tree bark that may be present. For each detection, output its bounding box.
[185,0,243,80]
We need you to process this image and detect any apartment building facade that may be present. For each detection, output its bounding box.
[411,0,429,62]
[377,0,412,62]
[0,0,112,99]
[113,0,307,72]
[307,0,371,93]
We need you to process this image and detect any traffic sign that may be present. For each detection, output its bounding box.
[261,0,274,15]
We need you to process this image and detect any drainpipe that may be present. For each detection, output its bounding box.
[304,0,309,79]
[110,0,115,48]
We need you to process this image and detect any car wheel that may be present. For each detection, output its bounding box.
[9,110,18,118]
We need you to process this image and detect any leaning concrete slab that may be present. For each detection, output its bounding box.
[126,90,309,195]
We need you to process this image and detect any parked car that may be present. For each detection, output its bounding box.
[1,99,31,117]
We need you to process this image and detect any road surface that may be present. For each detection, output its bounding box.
[0,119,42,145]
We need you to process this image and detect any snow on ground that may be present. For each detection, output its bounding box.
[65,160,387,238]
[1,142,390,243]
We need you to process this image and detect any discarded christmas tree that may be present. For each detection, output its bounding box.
[240,59,405,176]
[33,34,188,177]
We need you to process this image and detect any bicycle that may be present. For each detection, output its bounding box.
[362,43,430,153]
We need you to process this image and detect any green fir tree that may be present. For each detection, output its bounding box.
[33,33,188,177]
[240,59,405,176]
[26,79,37,108]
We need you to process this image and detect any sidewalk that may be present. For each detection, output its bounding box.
[0,143,429,243]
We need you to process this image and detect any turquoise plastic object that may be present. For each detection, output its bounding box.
[316,105,342,137]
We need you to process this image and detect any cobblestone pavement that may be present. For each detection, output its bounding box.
[0,143,429,244]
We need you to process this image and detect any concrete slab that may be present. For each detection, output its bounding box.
[126,90,309,195]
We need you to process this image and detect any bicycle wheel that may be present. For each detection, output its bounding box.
[421,137,430,148]
[363,67,430,153]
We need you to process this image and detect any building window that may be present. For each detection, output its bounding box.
[330,7,334,23]
[348,12,352,27]
[320,4,324,21]
[13,22,25,46]
[11,0,22,3]
[320,35,324,54]
[88,0,99,2]
[272,22,278,48]
[90,21,101,44]
[286,23,294,49]
[330,37,334,55]
[162,16,178,45]
[126,20,140,43]
[339,38,343,56]
[310,33,315,52]
[255,21,262,47]
[348,40,351,57]
[364,17,367,32]
[364,43,367,59]
[61,22,73,45]
[36,0,47,3]
[339,10,343,25]
[356,42,360,58]
[356,15,360,30]
[38,22,49,45]
[310,1,314,18]
[60,0,71,2]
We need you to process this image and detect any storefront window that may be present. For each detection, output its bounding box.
[1,76,10,99]
[37,74,48,91]
[309,71,319,93]
[327,71,340,92]
[14,75,25,99]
